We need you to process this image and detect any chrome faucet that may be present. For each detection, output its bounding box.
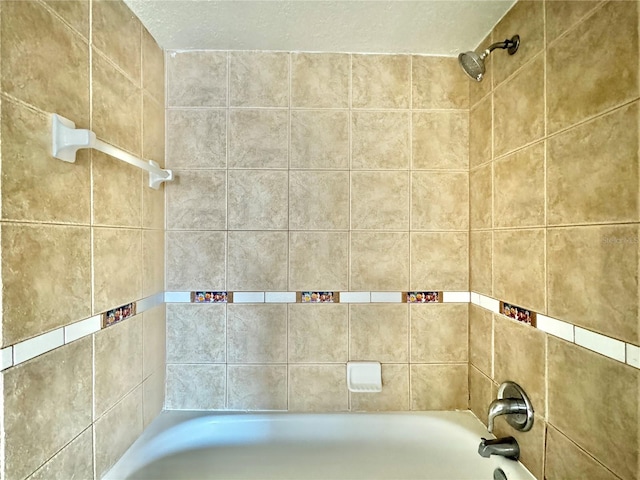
[487,397,526,433]
[487,381,534,434]
[478,437,520,460]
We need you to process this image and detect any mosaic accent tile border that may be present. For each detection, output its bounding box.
[471,292,639,371]
[103,302,137,328]
[191,291,232,303]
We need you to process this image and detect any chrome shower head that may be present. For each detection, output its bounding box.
[458,35,520,82]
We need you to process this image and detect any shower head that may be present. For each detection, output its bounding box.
[458,35,520,82]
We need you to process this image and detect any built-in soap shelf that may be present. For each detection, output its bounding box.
[347,361,382,393]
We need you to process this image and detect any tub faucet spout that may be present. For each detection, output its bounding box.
[487,398,526,433]
[478,437,520,461]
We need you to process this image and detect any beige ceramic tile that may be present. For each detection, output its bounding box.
[470,231,492,296]
[167,303,226,363]
[469,366,493,425]
[289,171,349,230]
[227,304,287,363]
[288,304,348,363]
[412,111,468,170]
[93,227,142,313]
[547,225,638,344]
[547,103,638,226]
[43,0,89,40]
[166,364,226,410]
[167,170,226,230]
[143,369,165,427]
[94,316,143,418]
[166,109,226,169]
[494,142,545,228]
[229,51,289,107]
[166,231,226,291]
[493,414,546,480]
[468,34,493,108]
[470,163,492,230]
[142,28,164,102]
[2,224,91,346]
[493,229,545,312]
[142,230,164,298]
[143,94,165,165]
[94,386,143,479]
[351,171,409,230]
[350,232,409,291]
[142,304,166,378]
[92,0,140,83]
[351,364,409,411]
[411,172,469,230]
[288,232,349,291]
[228,109,288,168]
[351,111,410,169]
[227,365,287,410]
[493,55,544,157]
[290,110,349,169]
[92,51,141,155]
[142,180,165,230]
[493,314,546,417]
[545,1,604,45]
[548,337,639,480]
[352,54,410,108]
[3,338,92,480]
[27,427,93,480]
[228,170,288,230]
[469,304,492,376]
[291,53,349,108]
[1,0,90,128]
[547,1,638,133]
[1,98,90,224]
[545,425,620,480]
[492,0,544,86]
[469,95,492,168]
[167,50,227,107]
[93,151,142,227]
[228,231,288,291]
[289,365,349,412]
[410,364,468,410]
[350,304,408,362]
[412,56,469,109]
[410,232,469,291]
[410,304,468,363]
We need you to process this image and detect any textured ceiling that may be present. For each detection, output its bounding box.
[124,0,516,56]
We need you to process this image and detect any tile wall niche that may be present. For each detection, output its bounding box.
[469,1,640,480]
[0,1,166,479]
[164,51,471,412]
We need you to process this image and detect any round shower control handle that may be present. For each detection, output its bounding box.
[497,381,534,432]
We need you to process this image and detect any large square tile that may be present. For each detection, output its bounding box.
[410,232,468,291]
[288,304,348,363]
[167,304,226,363]
[167,170,227,230]
[352,54,410,109]
[351,111,410,169]
[291,53,349,108]
[289,171,349,230]
[229,52,289,107]
[167,51,227,107]
[351,171,409,230]
[227,231,288,291]
[227,304,287,363]
[350,304,408,362]
[350,232,409,291]
[410,304,468,363]
[288,232,349,291]
[166,231,226,291]
[228,170,288,230]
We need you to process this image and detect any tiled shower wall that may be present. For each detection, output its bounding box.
[468,1,640,480]
[0,1,166,479]
[164,52,471,411]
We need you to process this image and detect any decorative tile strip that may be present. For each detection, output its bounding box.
[297,291,340,303]
[103,302,137,328]
[191,291,232,303]
[405,291,442,303]
[500,301,536,327]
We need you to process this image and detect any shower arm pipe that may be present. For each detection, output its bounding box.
[481,38,519,59]
[51,113,173,190]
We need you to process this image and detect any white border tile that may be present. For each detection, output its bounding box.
[1,347,13,371]
[536,314,574,342]
[164,291,191,303]
[370,292,402,303]
[339,292,371,303]
[137,292,164,313]
[233,292,265,303]
[478,294,500,313]
[470,292,481,306]
[265,292,296,303]
[626,343,640,369]
[443,291,470,303]
[14,329,64,365]
[575,327,626,363]
[64,315,101,344]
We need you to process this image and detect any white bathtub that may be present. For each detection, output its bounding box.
[105,411,536,480]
